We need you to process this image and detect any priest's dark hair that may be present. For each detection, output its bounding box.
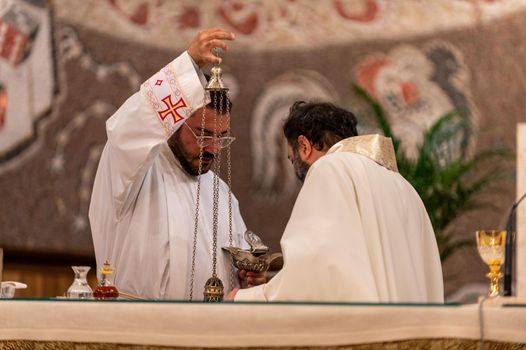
[283,101,358,151]
[206,90,232,113]
[204,73,232,113]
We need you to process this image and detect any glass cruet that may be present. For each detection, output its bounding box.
[66,266,93,299]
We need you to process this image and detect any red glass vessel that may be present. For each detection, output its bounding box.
[93,260,119,300]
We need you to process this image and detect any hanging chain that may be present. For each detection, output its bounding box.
[189,95,208,301]
[211,91,223,279]
[226,90,235,291]
[189,59,233,300]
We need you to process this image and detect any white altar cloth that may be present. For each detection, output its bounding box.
[0,300,525,347]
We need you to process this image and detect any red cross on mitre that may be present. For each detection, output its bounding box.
[158,95,187,124]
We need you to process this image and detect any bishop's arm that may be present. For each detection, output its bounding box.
[99,29,235,216]
[104,52,205,214]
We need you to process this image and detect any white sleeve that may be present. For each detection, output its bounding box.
[105,51,206,216]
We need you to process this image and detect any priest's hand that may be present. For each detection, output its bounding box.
[188,28,235,68]
[225,288,239,301]
[238,269,266,288]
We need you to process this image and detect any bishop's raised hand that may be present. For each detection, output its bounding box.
[187,28,235,68]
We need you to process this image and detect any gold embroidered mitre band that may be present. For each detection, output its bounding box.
[327,134,398,172]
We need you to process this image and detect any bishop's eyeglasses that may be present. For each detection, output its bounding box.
[183,122,236,149]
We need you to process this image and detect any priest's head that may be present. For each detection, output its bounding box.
[283,101,358,182]
[168,91,233,176]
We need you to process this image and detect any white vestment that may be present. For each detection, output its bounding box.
[236,135,444,303]
[89,51,247,300]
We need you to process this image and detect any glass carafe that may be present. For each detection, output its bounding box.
[66,266,93,299]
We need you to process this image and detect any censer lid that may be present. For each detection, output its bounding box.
[205,66,229,92]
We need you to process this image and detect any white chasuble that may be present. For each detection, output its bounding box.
[235,135,444,303]
[89,51,247,300]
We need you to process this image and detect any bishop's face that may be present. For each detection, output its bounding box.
[169,107,230,177]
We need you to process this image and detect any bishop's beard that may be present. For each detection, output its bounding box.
[169,132,215,177]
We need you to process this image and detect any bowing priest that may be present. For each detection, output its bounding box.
[89,28,264,300]
[229,101,444,303]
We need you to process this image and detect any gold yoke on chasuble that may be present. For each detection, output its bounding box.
[327,135,399,172]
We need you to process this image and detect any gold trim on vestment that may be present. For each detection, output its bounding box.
[327,135,399,172]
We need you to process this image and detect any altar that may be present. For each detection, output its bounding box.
[1,299,525,349]
[1,126,526,349]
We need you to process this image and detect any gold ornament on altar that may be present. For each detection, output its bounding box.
[476,230,507,298]
[223,231,283,273]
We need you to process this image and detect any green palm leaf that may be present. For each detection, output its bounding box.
[353,84,512,262]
